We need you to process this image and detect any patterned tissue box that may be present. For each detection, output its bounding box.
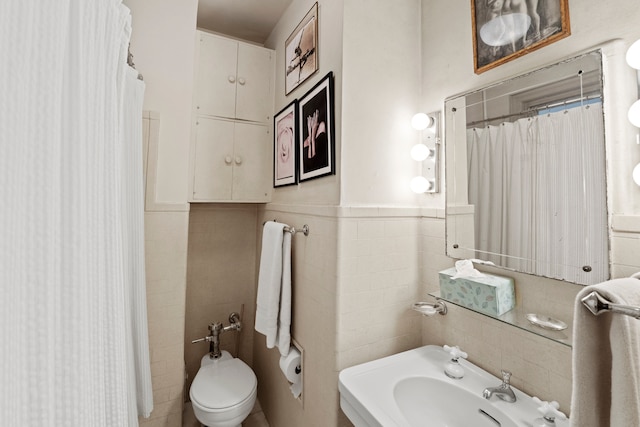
[438,267,515,316]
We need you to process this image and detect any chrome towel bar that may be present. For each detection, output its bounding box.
[581,291,640,319]
[263,220,309,236]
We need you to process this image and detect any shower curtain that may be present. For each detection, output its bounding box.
[467,104,609,285]
[0,1,152,425]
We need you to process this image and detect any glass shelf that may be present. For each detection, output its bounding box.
[429,291,572,347]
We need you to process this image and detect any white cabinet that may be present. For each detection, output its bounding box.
[189,31,275,203]
[194,31,274,123]
[191,117,271,202]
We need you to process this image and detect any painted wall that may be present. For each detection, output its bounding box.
[125,0,197,205]
[265,0,344,206]
[340,0,425,206]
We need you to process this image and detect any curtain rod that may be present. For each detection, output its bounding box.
[466,94,601,128]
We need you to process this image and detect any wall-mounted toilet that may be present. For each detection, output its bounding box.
[190,351,257,427]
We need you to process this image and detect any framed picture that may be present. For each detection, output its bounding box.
[471,0,570,74]
[285,2,318,95]
[298,72,335,182]
[274,100,298,187]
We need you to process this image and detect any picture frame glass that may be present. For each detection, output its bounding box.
[274,101,298,187]
[285,3,319,94]
[472,0,570,73]
[298,72,334,182]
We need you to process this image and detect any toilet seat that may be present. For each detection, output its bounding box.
[190,358,257,410]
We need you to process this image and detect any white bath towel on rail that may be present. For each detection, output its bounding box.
[255,222,292,356]
[571,276,640,427]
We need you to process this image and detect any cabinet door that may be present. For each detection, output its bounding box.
[232,122,271,202]
[192,118,235,201]
[236,44,274,123]
[195,33,237,118]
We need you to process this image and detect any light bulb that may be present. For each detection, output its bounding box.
[410,144,432,161]
[410,176,432,193]
[627,39,640,70]
[633,163,640,186]
[411,113,434,131]
[628,99,640,128]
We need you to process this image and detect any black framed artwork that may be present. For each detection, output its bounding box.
[273,100,298,187]
[297,72,335,182]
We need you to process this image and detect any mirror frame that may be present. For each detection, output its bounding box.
[439,44,636,346]
[444,49,609,286]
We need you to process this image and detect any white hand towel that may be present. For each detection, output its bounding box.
[571,277,640,427]
[276,231,292,356]
[255,222,292,355]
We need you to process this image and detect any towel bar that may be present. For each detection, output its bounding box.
[581,273,640,319]
[263,220,310,236]
[581,291,640,319]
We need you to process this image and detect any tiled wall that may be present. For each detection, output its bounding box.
[253,208,339,427]
[336,212,424,370]
[418,215,640,415]
[140,211,189,427]
[251,206,424,427]
[183,204,259,407]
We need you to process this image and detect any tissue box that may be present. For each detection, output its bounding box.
[438,267,515,316]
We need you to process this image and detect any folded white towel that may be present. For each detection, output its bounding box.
[571,277,640,427]
[255,222,292,356]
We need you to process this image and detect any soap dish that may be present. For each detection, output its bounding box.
[412,301,447,316]
[526,313,567,331]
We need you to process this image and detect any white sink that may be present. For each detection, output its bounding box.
[339,345,569,427]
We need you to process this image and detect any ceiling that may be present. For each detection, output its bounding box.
[197,0,294,44]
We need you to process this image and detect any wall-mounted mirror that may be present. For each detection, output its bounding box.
[445,50,609,287]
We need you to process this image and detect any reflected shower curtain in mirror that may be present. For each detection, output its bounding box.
[467,104,609,285]
[0,1,152,425]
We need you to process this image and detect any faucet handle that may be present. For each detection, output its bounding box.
[443,345,468,361]
[501,370,512,385]
[532,397,567,422]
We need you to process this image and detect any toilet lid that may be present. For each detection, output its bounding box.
[191,358,257,410]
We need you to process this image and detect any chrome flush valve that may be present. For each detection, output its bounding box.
[191,312,242,359]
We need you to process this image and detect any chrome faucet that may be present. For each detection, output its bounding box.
[482,370,517,403]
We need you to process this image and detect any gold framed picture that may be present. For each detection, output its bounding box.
[471,0,570,73]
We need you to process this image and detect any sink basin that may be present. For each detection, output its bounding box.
[394,377,519,427]
[339,345,569,427]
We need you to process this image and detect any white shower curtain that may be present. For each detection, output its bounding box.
[467,104,609,285]
[0,1,152,425]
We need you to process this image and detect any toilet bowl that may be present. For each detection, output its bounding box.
[190,351,257,427]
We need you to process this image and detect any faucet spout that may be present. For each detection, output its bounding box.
[482,370,517,403]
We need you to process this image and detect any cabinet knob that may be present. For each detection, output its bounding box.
[238,77,246,85]
[234,156,243,165]
[225,156,233,165]
[228,75,236,83]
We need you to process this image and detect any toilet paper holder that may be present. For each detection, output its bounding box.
[279,341,304,402]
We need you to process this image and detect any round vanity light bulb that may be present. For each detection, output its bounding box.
[627,39,640,70]
[410,144,431,161]
[411,113,434,131]
[410,176,432,193]
[628,100,640,128]
[633,163,640,187]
